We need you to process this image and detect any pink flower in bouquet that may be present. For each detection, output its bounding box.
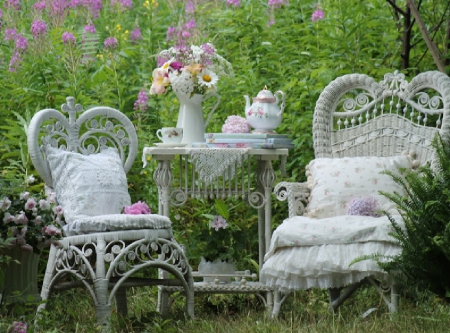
[124,201,151,215]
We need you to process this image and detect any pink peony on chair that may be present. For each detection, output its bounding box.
[261,71,450,316]
[27,97,194,328]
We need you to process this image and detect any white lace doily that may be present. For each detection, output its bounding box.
[186,148,250,185]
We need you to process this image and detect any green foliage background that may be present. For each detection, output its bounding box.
[0,0,448,267]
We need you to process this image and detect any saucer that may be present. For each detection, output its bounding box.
[154,143,187,148]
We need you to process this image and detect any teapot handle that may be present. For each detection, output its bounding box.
[275,91,286,116]
[203,92,221,127]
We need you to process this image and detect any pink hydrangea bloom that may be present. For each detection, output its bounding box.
[124,201,151,215]
[222,115,251,133]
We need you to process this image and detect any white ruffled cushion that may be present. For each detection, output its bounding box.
[63,214,172,236]
[261,214,403,290]
[261,242,400,290]
[45,145,131,223]
[305,155,411,218]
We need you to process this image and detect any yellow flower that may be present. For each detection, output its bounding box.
[143,1,149,8]
[146,157,151,162]
[116,24,121,31]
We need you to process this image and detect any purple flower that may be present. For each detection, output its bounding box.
[268,0,287,8]
[104,37,118,49]
[170,61,183,70]
[201,43,215,55]
[166,26,177,41]
[84,24,96,34]
[184,19,196,31]
[62,32,76,44]
[185,0,195,13]
[123,201,151,215]
[347,196,380,217]
[15,34,28,51]
[226,0,241,6]
[32,1,47,10]
[4,28,17,41]
[111,0,132,10]
[133,90,149,111]
[5,0,21,10]
[312,9,325,22]
[31,19,47,38]
[211,215,228,231]
[130,27,142,41]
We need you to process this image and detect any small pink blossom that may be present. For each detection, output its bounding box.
[42,224,62,236]
[15,212,28,225]
[62,31,76,45]
[312,9,325,22]
[20,192,30,200]
[8,321,28,333]
[31,19,47,38]
[53,205,64,216]
[124,201,151,215]
[39,199,51,210]
[130,27,142,41]
[1,197,11,211]
[211,215,228,231]
[25,198,37,210]
[3,212,14,223]
[104,37,118,49]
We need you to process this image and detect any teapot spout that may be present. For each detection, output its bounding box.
[244,95,250,111]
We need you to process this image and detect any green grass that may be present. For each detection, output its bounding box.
[2,285,450,332]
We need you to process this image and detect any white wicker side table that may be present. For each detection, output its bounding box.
[142,147,289,314]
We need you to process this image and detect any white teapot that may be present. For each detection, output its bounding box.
[244,87,286,133]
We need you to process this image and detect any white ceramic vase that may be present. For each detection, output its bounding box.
[175,91,220,145]
[198,257,236,283]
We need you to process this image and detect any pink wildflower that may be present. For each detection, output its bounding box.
[226,0,241,6]
[20,192,30,200]
[185,0,195,13]
[62,31,76,44]
[312,9,325,22]
[31,19,47,38]
[130,27,142,41]
[268,0,287,8]
[9,321,28,333]
[42,224,62,236]
[1,197,12,211]
[15,34,29,51]
[32,1,47,10]
[5,0,21,10]
[53,205,64,216]
[4,28,17,41]
[84,24,96,34]
[133,90,149,111]
[104,37,118,49]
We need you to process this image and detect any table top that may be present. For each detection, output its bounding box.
[143,146,290,156]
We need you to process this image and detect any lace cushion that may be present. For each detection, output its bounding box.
[305,155,411,218]
[63,214,172,236]
[45,145,131,223]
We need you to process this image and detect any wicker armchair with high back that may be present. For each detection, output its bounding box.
[27,97,194,329]
[261,71,450,316]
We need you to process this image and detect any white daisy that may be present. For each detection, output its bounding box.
[197,69,218,88]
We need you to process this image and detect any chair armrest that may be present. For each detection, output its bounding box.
[274,181,310,218]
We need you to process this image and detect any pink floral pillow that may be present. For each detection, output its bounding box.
[305,155,412,218]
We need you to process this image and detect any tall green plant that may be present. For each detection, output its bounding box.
[379,134,450,299]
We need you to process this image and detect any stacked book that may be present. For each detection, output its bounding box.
[198,133,294,149]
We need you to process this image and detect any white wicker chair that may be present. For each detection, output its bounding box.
[261,71,450,316]
[27,97,194,328]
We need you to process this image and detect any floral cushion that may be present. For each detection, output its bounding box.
[305,155,412,218]
[45,145,131,224]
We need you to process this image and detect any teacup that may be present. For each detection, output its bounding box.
[156,127,183,143]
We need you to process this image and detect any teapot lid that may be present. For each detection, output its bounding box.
[253,86,276,103]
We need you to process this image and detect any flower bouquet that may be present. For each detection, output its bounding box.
[149,43,233,97]
[0,189,64,254]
